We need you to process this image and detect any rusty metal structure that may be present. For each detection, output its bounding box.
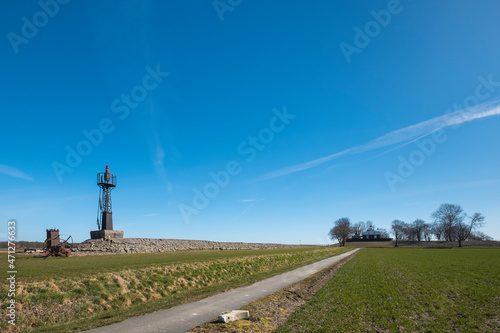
[97,165,117,231]
[43,229,73,257]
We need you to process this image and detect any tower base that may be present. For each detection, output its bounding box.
[90,230,124,240]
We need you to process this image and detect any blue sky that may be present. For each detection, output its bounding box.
[1,0,500,244]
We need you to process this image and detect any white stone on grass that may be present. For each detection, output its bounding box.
[218,310,250,323]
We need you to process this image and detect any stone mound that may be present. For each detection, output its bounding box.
[75,238,302,253]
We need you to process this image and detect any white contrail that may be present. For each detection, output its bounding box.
[147,100,173,193]
[254,100,500,182]
[238,199,259,203]
[0,163,34,181]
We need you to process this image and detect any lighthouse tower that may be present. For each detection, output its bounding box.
[97,165,116,230]
[90,165,124,240]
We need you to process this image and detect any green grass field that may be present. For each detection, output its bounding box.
[1,246,349,332]
[278,247,500,332]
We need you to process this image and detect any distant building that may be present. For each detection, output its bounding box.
[362,225,382,240]
[347,225,392,242]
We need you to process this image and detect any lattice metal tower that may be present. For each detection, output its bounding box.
[97,165,116,230]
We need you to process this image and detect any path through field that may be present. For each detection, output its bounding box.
[85,248,360,333]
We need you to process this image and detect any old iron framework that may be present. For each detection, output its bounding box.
[43,229,73,257]
[97,165,116,230]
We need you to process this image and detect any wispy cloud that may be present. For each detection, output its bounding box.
[233,198,265,220]
[0,164,34,181]
[254,100,500,182]
[238,199,258,203]
[153,141,173,193]
[234,203,255,219]
[143,213,160,217]
[326,178,500,209]
[147,100,173,193]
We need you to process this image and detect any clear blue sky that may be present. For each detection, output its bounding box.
[2,0,499,243]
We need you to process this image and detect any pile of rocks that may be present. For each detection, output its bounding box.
[75,238,301,254]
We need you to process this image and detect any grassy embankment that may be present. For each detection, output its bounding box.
[278,247,500,332]
[1,246,350,332]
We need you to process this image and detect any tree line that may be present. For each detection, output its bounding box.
[329,203,491,247]
[0,241,45,249]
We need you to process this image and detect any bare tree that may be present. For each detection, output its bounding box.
[391,220,405,247]
[328,227,343,246]
[468,231,493,241]
[455,213,485,247]
[378,228,390,238]
[431,204,465,241]
[402,222,415,241]
[352,222,364,236]
[423,223,432,241]
[412,219,427,242]
[430,222,444,241]
[328,217,351,247]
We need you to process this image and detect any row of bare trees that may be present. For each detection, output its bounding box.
[330,204,490,247]
[391,219,433,244]
[392,203,488,247]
